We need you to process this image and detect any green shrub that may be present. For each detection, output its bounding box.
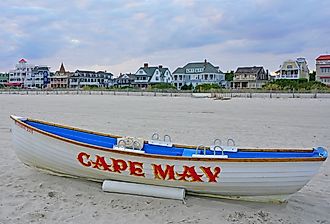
[195,83,221,92]
[181,84,193,90]
[263,79,328,91]
[150,83,176,89]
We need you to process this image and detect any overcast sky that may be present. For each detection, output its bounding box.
[1,0,329,75]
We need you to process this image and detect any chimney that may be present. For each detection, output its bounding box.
[144,63,148,68]
[159,65,163,68]
[204,59,207,63]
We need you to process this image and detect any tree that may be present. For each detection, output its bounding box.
[181,84,193,90]
[225,70,234,81]
[309,71,316,81]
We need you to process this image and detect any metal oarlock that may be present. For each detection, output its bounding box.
[196,145,206,155]
[151,132,160,141]
[133,140,142,151]
[163,134,172,143]
[214,138,222,146]
[214,145,224,156]
[227,138,236,146]
[118,139,126,147]
[149,132,173,147]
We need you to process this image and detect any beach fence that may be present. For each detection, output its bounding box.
[1,89,330,99]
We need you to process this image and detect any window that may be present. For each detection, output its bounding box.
[287,65,293,69]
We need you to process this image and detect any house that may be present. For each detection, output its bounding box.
[69,70,114,88]
[316,55,330,86]
[114,73,136,88]
[275,57,309,80]
[133,63,173,88]
[0,73,9,87]
[8,59,34,88]
[24,66,50,89]
[49,63,72,88]
[8,59,50,89]
[232,66,269,89]
[172,59,225,90]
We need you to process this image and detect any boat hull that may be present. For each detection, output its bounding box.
[11,118,325,202]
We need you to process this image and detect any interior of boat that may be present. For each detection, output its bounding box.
[24,119,326,159]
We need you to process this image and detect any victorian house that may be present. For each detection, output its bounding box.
[69,70,114,88]
[114,73,136,88]
[24,66,50,88]
[49,63,72,88]
[133,63,173,88]
[8,59,34,87]
[232,66,269,89]
[172,59,225,89]
[8,59,50,88]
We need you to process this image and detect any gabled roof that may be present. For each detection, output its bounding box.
[235,66,264,74]
[19,58,27,63]
[140,67,157,76]
[117,73,135,80]
[316,55,330,60]
[173,61,222,74]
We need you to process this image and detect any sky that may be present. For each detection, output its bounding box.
[0,0,329,76]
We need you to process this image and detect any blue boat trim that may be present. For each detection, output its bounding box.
[24,120,328,160]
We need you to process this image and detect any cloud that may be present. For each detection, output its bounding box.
[0,0,329,74]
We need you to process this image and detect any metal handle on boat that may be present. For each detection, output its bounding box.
[133,140,141,151]
[214,138,222,146]
[163,134,172,143]
[152,132,160,141]
[118,139,126,148]
[196,145,206,155]
[227,138,235,146]
[214,145,224,156]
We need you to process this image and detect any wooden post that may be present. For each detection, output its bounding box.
[292,89,295,98]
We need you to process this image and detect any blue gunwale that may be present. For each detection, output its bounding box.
[19,118,328,161]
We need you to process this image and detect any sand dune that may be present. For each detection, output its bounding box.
[0,95,329,224]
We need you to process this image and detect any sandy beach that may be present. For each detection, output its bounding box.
[0,95,329,224]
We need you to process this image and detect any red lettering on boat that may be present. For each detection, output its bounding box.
[16,121,33,134]
[111,158,128,173]
[152,164,176,180]
[77,152,92,167]
[200,166,221,182]
[176,166,203,182]
[128,161,145,177]
[92,155,111,171]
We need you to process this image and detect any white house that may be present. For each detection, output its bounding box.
[69,70,114,88]
[275,57,309,80]
[8,59,34,87]
[133,63,173,88]
[172,59,225,89]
